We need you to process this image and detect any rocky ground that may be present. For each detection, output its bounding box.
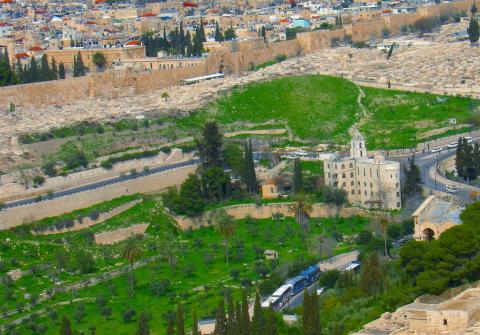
[0,20,476,158]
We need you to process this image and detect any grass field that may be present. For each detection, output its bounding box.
[176,75,478,149]
[360,87,476,149]
[1,195,369,334]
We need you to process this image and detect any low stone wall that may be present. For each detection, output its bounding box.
[174,202,397,230]
[0,164,196,230]
[94,223,149,245]
[32,199,142,235]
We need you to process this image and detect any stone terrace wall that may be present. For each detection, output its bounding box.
[174,202,398,230]
[0,164,196,230]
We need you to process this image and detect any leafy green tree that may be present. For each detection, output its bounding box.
[293,158,303,193]
[74,250,95,273]
[224,27,237,41]
[92,52,107,69]
[360,253,384,295]
[215,209,236,265]
[468,16,480,44]
[197,121,224,169]
[178,174,205,216]
[202,167,231,202]
[161,92,169,102]
[60,316,72,335]
[224,143,244,177]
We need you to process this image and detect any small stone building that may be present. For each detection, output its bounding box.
[412,195,463,241]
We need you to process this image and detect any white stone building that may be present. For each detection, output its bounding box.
[324,132,401,210]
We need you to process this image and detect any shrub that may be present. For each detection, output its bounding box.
[122,309,136,322]
[149,279,171,296]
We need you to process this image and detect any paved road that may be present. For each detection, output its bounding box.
[2,159,200,210]
[390,136,480,203]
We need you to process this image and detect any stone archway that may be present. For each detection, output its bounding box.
[422,228,435,241]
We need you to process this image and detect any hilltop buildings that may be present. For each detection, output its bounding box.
[324,132,401,210]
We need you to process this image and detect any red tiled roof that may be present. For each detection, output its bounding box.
[15,52,29,59]
[1,0,14,4]
[86,20,96,25]
[28,46,43,51]
[182,1,199,7]
[140,12,156,17]
[126,40,140,45]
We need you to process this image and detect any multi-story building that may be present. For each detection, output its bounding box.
[324,131,401,210]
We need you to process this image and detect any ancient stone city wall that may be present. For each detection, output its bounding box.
[0,0,473,108]
[0,165,196,230]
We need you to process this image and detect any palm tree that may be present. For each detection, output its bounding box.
[121,240,142,297]
[380,219,389,257]
[288,194,313,236]
[215,209,236,266]
[161,92,169,102]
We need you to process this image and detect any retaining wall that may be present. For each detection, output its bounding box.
[0,165,196,230]
[174,202,398,230]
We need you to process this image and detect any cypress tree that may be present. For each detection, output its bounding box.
[59,62,66,79]
[251,292,264,335]
[235,302,242,335]
[214,300,227,335]
[192,310,199,335]
[468,16,480,45]
[185,31,192,56]
[73,52,85,77]
[0,50,15,86]
[51,57,58,80]
[474,143,480,179]
[15,59,24,83]
[293,158,303,193]
[167,319,174,335]
[264,307,278,335]
[240,290,250,335]
[39,54,50,81]
[176,304,184,335]
[243,140,257,194]
[179,22,185,55]
[28,56,40,82]
[60,316,73,335]
[136,312,149,335]
[226,295,236,335]
[215,22,224,42]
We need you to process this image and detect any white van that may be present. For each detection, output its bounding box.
[446,184,458,193]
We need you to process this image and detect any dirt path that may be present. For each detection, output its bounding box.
[348,84,369,137]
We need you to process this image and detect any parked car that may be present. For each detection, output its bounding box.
[431,147,442,153]
[447,142,458,149]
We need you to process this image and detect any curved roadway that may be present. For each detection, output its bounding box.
[2,159,200,210]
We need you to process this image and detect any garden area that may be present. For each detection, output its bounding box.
[0,191,404,335]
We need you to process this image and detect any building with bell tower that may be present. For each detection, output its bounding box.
[350,131,367,159]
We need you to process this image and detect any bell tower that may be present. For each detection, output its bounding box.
[350,131,367,159]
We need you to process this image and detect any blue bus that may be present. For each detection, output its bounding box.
[300,265,321,286]
[287,276,307,295]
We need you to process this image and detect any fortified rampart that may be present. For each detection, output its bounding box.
[0,0,473,108]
